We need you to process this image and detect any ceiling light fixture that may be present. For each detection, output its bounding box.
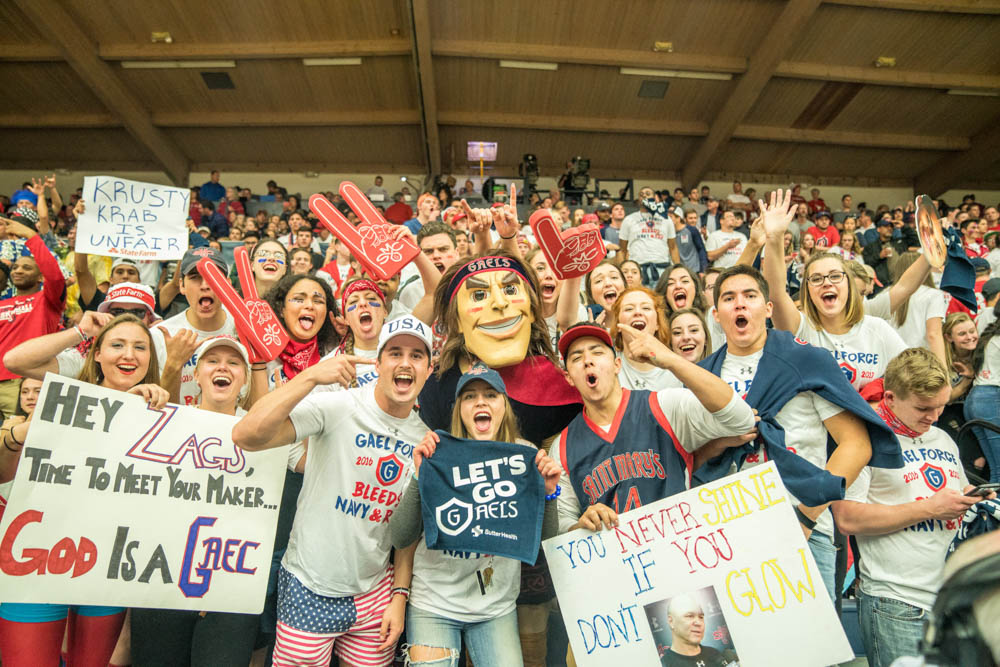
[150,31,172,44]
[874,56,896,68]
[499,60,558,71]
[121,60,235,69]
[652,41,674,53]
[619,67,732,81]
[302,58,363,66]
[946,88,1000,97]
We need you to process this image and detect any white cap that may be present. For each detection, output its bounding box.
[97,282,157,317]
[194,335,250,368]
[376,316,433,358]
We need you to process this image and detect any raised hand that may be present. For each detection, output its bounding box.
[748,217,766,247]
[757,189,796,242]
[43,174,57,190]
[493,183,520,239]
[28,178,44,196]
[128,383,170,410]
[460,199,494,236]
[159,327,201,371]
[534,448,562,495]
[412,429,440,475]
[619,322,672,367]
[307,354,363,388]
[79,311,113,338]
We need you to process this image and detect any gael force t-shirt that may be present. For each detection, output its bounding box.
[845,426,968,610]
[284,384,428,597]
[620,211,676,264]
[866,285,946,351]
[719,348,843,536]
[794,312,906,391]
[705,230,747,269]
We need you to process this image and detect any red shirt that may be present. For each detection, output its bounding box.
[807,198,827,214]
[385,202,414,224]
[806,225,840,248]
[0,235,67,381]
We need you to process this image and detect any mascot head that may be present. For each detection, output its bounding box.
[434,250,555,372]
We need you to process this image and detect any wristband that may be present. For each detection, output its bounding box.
[74,325,90,341]
[251,363,268,371]
[499,231,518,240]
[545,485,561,501]
[794,505,816,531]
[391,587,410,600]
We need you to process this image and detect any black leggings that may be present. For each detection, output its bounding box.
[131,608,258,667]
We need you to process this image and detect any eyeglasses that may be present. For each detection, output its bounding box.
[109,308,148,319]
[806,270,846,287]
[255,251,286,263]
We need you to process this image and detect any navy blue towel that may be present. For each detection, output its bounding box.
[419,432,544,564]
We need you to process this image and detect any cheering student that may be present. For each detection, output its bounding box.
[606,286,680,390]
[698,264,898,601]
[759,190,907,391]
[152,247,237,406]
[943,312,978,402]
[577,260,626,323]
[554,322,755,530]
[620,259,642,288]
[389,364,562,667]
[131,336,260,667]
[0,314,169,667]
[232,316,434,667]
[4,282,160,381]
[248,239,289,297]
[668,308,712,364]
[833,349,994,667]
[655,264,708,315]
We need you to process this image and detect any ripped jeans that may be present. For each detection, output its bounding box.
[404,605,522,667]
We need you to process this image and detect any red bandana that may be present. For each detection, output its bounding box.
[279,338,320,381]
[874,398,921,439]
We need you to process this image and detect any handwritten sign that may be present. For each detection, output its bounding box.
[543,463,853,667]
[76,176,189,260]
[0,375,287,613]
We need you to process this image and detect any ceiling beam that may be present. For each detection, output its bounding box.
[153,110,420,128]
[409,0,441,176]
[10,0,190,186]
[432,39,747,73]
[823,0,1000,13]
[99,40,410,61]
[913,117,1000,196]
[732,124,969,151]
[682,0,824,188]
[0,113,119,128]
[438,111,708,136]
[774,61,1000,90]
[190,162,426,174]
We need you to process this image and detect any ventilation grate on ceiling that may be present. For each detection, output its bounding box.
[201,71,235,90]
[638,80,669,99]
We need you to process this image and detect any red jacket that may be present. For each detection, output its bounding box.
[0,235,66,381]
[385,202,414,225]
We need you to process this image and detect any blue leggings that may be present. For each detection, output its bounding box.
[965,385,1000,482]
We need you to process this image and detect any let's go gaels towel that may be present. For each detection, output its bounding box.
[418,432,544,564]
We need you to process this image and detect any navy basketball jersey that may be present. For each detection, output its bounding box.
[559,389,693,514]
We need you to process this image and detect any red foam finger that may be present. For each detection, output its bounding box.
[196,257,288,363]
[234,246,257,300]
[529,210,607,280]
[310,190,419,281]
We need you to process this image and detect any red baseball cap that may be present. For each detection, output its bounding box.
[558,323,614,360]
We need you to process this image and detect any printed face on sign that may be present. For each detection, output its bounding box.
[456,271,533,368]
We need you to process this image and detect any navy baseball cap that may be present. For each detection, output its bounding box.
[455,363,507,398]
[815,210,832,219]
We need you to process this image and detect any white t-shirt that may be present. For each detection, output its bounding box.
[55,346,88,380]
[308,345,379,393]
[284,384,427,597]
[397,278,425,311]
[974,335,1000,387]
[845,426,968,611]
[705,230,747,269]
[706,306,726,352]
[151,309,238,407]
[557,391,755,532]
[719,348,843,536]
[795,312,907,391]
[618,355,682,391]
[409,438,534,623]
[544,304,588,354]
[987,248,1000,277]
[866,285,946,351]
[977,306,997,334]
[619,211,676,264]
[726,193,751,208]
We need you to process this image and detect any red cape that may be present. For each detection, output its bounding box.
[497,356,582,407]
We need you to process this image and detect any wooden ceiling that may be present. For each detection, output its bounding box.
[3,0,1000,195]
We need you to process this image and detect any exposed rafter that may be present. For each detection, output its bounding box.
[408,0,441,177]
[913,116,1000,196]
[824,0,1000,14]
[99,40,410,60]
[11,0,190,186]
[682,0,825,188]
[774,62,1000,90]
